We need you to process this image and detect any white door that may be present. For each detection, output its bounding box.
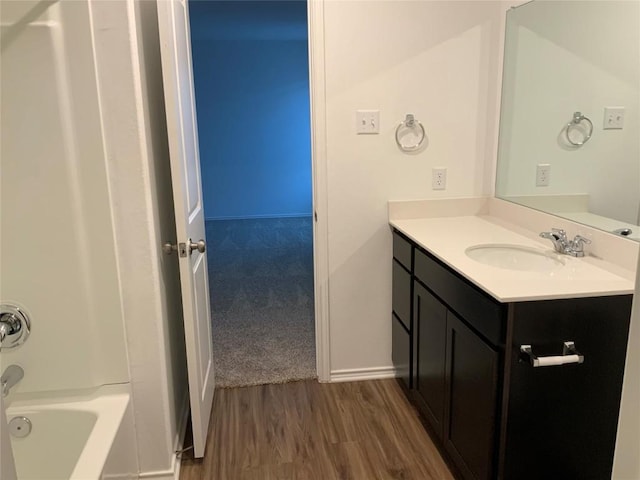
[157,0,215,459]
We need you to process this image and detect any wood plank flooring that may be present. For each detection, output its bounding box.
[180,379,454,480]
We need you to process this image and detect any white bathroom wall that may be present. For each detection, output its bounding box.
[88,0,188,476]
[497,1,640,224]
[320,1,505,377]
[0,1,128,392]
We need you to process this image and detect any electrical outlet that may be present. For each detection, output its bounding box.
[603,107,624,129]
[536,164,550,187]
[432,168,447,190]
[356,110,380,134]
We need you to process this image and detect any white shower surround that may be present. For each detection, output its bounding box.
[0,0,129,393]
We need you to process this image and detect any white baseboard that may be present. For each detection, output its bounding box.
[138,468,176,479]
[138,393,190,480]
[330,366,397,383]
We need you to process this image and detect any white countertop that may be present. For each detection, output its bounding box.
[390,215,636,303]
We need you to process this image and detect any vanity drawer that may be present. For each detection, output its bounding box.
[392,313,412,390]
[392,259,411,329]
[393,230,413,271]
[414,248,505,346]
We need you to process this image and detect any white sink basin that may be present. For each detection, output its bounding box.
[465,244,565,272]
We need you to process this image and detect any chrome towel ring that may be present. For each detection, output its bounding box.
[564,111,593,146]
[395,114,427,152]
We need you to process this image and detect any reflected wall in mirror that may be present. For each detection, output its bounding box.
[496,0,640,241]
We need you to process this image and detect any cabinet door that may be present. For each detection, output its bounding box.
[414,282,447,439]
[444,312,498,480]
[503,297,632,480]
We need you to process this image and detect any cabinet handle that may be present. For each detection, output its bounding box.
[520,341,584,367]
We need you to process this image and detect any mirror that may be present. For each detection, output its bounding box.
[495,0,640,241]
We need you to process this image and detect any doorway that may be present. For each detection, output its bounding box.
[188,0,315,387]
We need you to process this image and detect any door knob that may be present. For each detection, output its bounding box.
[163,239,205,256]
[189,239,206,254]
[163,242,187,257]
[163,242,178,255]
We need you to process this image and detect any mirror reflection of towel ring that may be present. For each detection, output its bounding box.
[564,111,593,146]
[395,114,427,152]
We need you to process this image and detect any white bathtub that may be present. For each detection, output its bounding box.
[5,385,132,480]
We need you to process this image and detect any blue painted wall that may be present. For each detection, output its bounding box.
[189,0,311,220]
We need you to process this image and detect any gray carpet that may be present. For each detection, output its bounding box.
[206,216,316,388]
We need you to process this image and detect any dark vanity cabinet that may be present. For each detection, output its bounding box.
[391,229,633,480]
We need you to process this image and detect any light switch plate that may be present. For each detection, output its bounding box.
[603,107,624,129]
[356,110,380,134]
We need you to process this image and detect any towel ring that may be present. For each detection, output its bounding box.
[564,112,593,147]
[395,114,426,152]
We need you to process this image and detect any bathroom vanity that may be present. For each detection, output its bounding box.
[390,208,635,480]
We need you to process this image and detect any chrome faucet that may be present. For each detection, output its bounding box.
[539,228,591,257]
[1,365,24,397]
[540,228,568,252]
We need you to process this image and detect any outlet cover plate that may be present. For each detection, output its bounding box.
[536,164,550,187]
[432,167,447,190]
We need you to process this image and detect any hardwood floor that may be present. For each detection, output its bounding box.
[180,379,454,480]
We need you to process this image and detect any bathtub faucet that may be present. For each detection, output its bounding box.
[0,304,31,350]
[0,314,21,346]
[1,365,24,397]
